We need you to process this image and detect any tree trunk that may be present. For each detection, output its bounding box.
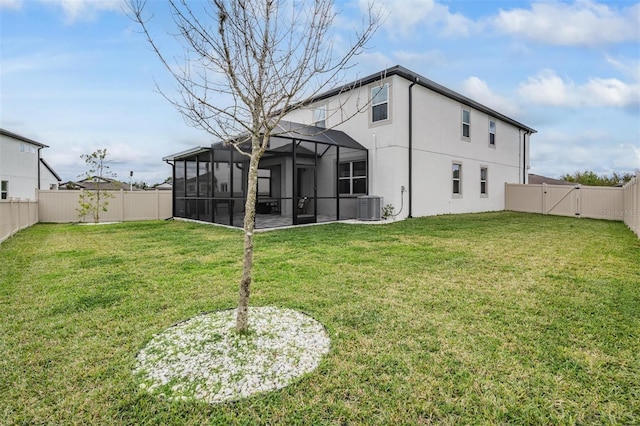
[235,147,261,333]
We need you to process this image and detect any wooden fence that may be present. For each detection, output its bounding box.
[0,198,39,243]
[506,175,640,238]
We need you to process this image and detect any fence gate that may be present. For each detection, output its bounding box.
[544,184,581,217]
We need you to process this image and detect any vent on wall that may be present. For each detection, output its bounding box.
[357,196,382,221]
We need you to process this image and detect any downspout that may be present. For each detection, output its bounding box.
[336,146,340,220]
[408,77,418,218]
[518,130,522,184]
[522,131,528,184]
[37,147,43,193]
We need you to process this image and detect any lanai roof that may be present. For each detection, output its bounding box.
[162,120,365,161]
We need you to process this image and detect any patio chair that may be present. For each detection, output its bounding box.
[297,196,309,214]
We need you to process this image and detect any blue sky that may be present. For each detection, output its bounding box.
[1,0,638,184]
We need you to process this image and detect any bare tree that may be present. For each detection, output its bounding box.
[128,0,381,333]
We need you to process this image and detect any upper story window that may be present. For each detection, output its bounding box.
[1,180,8,199]
[371,83,389,123]
[313,105,326,128]
[339,160,367,195]
[489,120,496,146]
[462,109,470,139]
[20,143,37,154]
[452,163,462,197]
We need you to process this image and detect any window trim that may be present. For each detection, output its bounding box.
[488,119,496,147]
[338,160,367,196]
[452,162,462,198]
[370,82,390,125]
[313,105,326,128]
[480,166,488,198]
[1,180,8,200]
[461,108,471,141]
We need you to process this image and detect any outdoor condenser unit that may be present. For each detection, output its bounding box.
[357,196,382,221]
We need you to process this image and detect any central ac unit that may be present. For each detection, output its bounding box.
[357,196,382,221]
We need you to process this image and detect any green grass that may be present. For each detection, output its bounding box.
[1,212,639,425]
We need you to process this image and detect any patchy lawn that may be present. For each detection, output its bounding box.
[1,212,638,424]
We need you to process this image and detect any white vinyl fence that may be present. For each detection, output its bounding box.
[506,175,640,238]
[1,190,172,244]
[622,175,639,237]
[0,198,38,243]
[38,190,172,223]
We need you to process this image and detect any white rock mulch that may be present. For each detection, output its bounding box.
[133,306,330,404]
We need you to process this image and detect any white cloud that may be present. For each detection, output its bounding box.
[518,69,640,108]
[605,55,640,82]
[492,0,640,47]
[0,0,21,10]
[530,129,640,177]
[393,49,447,67]
[461,76,520,117]
[39,0,124,23]
[365,0,475,38]
[0,52,75,76]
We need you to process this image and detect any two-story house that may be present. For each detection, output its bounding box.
[163,65,536,228]
[0,129,61,200]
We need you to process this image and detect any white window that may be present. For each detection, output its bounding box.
[313,106,326,128]
[371,83,389,123]
[480,167,488,196]
[339,160,367,195]
[489,120,496,146]
[462,109,470,139]
[1,180,8,199]
[20,143,36,154]
[452,163,462,196]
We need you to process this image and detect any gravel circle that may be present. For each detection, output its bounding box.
[133,306,331,404]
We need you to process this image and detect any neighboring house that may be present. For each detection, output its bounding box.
[163,65,536,228]
[0,128,61,200]
[151,182,173,190]
[528,173,573,186]
[61,176,130,191]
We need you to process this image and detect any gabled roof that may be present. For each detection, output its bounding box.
[528,173,574,185]
[0,128,49,148]
[40,158,62,181]
[271,121,366,150]
[61,176,130,191]
[305,65,537,134]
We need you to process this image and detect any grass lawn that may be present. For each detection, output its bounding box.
[1,212,639,424]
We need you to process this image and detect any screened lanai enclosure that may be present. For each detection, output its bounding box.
[164,122,369,229]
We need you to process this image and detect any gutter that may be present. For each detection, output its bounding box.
[408,77,418,218]
[522,131,528,184]
[37,147,42,191]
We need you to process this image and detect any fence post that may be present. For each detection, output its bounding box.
[541,183,547,214]
[156,189,160,220]
[120,189,125,223]
[576,184,582,217]
[9,198,15,237]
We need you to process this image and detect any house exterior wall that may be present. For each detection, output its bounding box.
[40,162,60,190]
[0,133,41,200]
[284,73,531,219]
